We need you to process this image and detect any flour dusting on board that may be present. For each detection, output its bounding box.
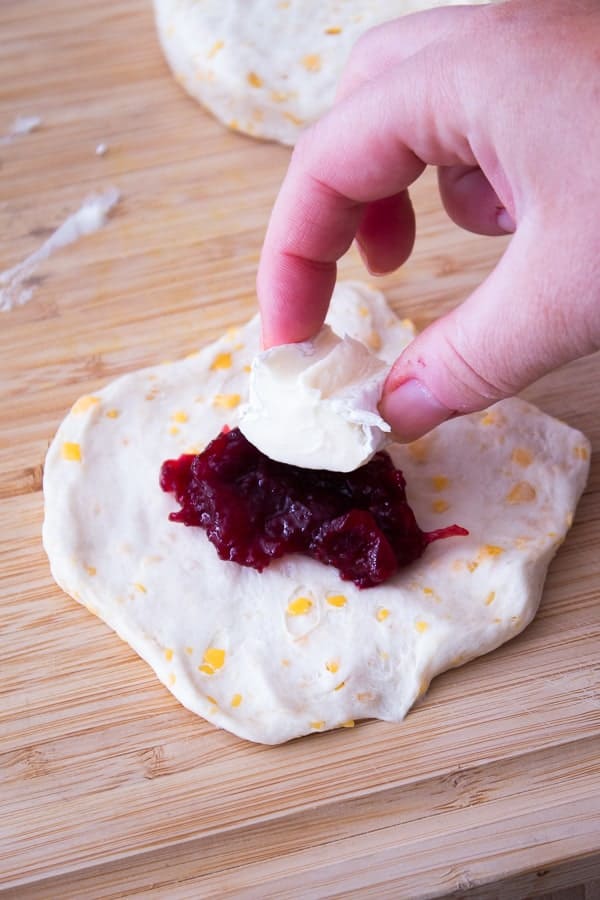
[0,188,120,312]
[0,115,42,146]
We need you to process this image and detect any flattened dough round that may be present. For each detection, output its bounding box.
[43,282,590,744]
[154,0,488,145]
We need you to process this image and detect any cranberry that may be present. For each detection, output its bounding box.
[160,427,467,589]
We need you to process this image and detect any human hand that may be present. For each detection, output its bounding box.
[257,0,600,442]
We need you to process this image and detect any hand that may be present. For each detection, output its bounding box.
[257,0,600,442]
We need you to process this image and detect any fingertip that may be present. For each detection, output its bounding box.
[438,165,515,237]
[257,251,337,348]
[355,191,417,276]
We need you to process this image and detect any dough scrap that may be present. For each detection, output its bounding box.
[43,282,590,744]
[154,0,488,146]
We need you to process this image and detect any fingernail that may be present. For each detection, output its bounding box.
[380,379,452,443]
[355,238,388,277]
[496,207,516,233]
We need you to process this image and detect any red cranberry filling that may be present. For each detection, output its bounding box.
[160,427,467,589]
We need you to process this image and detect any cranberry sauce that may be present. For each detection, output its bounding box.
[160,427,467,589]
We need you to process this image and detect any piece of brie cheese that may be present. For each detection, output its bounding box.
[239,325,391,471]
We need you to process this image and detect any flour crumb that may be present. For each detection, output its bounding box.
[0,187,120,312]
[0,115,42,146]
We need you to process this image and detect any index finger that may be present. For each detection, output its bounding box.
[257,57,471,348]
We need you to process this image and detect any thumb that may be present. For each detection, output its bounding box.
[380,223,595,442]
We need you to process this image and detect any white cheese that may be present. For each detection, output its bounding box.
[239,325,391,471]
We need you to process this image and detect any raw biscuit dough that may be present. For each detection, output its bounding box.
[154,0,488,145]
[43,282,590,744]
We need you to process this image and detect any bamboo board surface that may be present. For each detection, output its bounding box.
[1,2,599,897]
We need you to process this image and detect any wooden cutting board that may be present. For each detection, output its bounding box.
[1,2,599,897]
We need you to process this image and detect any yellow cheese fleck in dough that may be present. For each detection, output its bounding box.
[247,71,263,88]
[271,90,289,103]
[210,352,232,370]
[310,720,325,730]
[164,648,174,662]
[184,646,194,655]
[203,647,226,670]
[172,410,188,423]
[213,393,241,409]
[334,681,346,691]
[467,561,479,572]
[325,26,342,34]
[199,664,214,675]
[105,409,120,419]
[169,426,180,436]
[61,442,82,462]
[168,673,176,686]
[325,660,339,673]
[574,445,589,461]
[432,475,449,492]
[483,544,504,557]
[485,591,496,606]
[415,620,429,634]
[358,305,369,317]
[207,39,224,59]
[376,608,390,622]
[283,111,304,126]
[506,481,537,504]
[480,410,504,426]
[327,594,347,607]
[133,582,147,593]
[511,447,533,467]
[366,330,381,351]
[432,499,449,513]
[231,693,243,708]
[85,565,97,576]
[243,364,252,374]
[71,395,100,415]
[407,439,429,464]
[302,54,322,72]
[206,695,218,707]
[341,719,355,728]
[287,596,313,616]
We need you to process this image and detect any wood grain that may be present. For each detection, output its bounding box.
[1,1,599,897]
